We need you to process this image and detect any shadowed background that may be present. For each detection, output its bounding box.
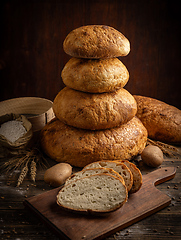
[0,0,180,108]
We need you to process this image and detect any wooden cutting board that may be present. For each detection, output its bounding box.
[24,167,176,240]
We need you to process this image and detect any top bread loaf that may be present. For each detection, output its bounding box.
[63,25,130,58]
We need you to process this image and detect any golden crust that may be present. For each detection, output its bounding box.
[63,25,130,58]
[53,87,137,130]
[61,57,129,93]
[40,117,148,167]
[113,160,142,193]
[134,95,181,144]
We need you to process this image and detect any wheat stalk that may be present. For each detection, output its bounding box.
[0,144,49,186]
[30,159,36,182]
[17,162,29,187]
[146,138,179,157]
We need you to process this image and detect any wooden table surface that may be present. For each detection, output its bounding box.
[0,146,181,240]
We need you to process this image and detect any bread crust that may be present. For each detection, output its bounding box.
[83,160,133,192]
[63,25,130,58]
[65,167,125,186]
[134,95,181,144]
[61,57,129,93]
[40,117,148,167]
[114,160,142,193]
[53,87,137,130]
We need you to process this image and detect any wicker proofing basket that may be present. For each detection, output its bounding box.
[0,97,55,133]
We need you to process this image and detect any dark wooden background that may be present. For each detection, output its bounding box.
[0,0,181,109]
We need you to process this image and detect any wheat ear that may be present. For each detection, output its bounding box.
[17,163,28,187]
[30,159,36,182]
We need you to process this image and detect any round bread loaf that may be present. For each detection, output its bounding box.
[40,117,148,167]
[61,57,129,93]
[53,87,137,130]
[63,25,130,58]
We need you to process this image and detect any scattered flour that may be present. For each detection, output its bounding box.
[0,120,27,143]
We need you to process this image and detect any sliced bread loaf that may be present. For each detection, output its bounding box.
[57,173,128,214]
[114,160,142,193]
[65,167,125,186]
[83,161,133,192]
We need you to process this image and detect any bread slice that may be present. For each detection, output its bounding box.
[65,167,125,186]
[83,161,133,192]
[114,160,142,193]
[57,173,128,215]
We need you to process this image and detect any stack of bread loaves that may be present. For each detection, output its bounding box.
[40,25,148,167]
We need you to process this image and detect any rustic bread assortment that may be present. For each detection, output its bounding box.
[41,25,148,168]
[40,25,148,214]
[134,95,181,144]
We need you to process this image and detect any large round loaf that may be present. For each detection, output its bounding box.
[61,57,129,93]
[134,95,181,144]
[63,25,130,58]
[40,117,148,167]
[53,87,137,130]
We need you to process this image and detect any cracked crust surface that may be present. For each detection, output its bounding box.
[61,57,129,93]
[40,116,148,167]
[134,95,181,144]
[63,25,130,58]
[53,87,137,130]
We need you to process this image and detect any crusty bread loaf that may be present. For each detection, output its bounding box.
[57,173,128,214]
[65,167,125,186]
[134,95,181,144]
[83,161,133,192]
[40,117,148,167]
[114,160,142,193]
[63,25,130,58]
[61,57,129,93]
[53,87,137,130]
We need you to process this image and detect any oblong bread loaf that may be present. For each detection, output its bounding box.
[40,116,148,167]
[61,57,129,93]
[53,87,137,130]
[83,160,133,192]
[65,167,125,186]
[57,173,128,215]
[134,95,181,144]
[113,160,142,193]
[63,25,130,58]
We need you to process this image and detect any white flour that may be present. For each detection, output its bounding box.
[0,120,27,143]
